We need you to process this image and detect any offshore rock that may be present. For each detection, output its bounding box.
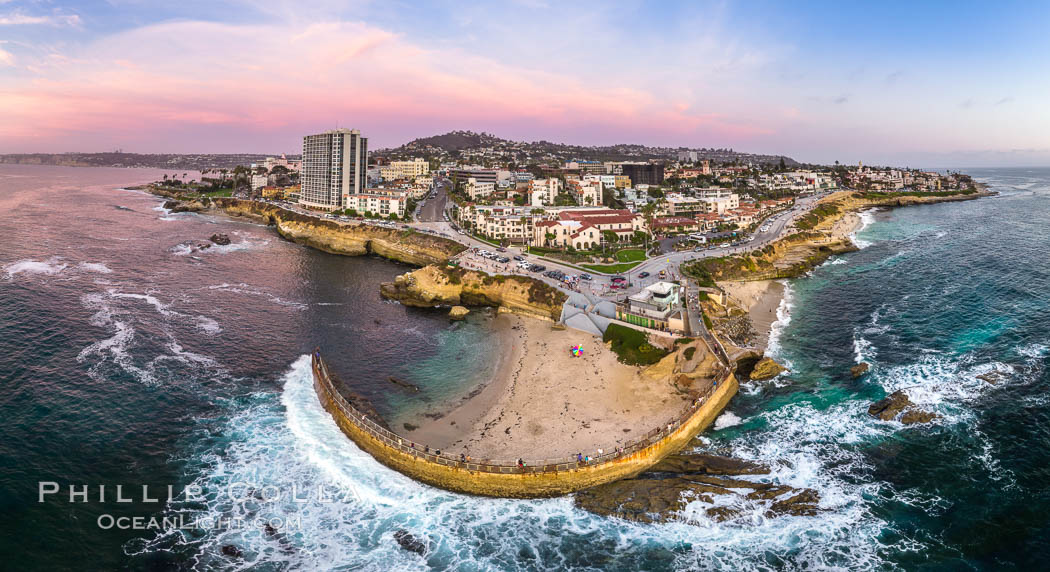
[868,390,912,420]
[750,357,787,381]
[851,362,870,378]
[574,452,820,524]
[221,545,243,558]
[650,453,769,476]
[976,372,1002,384]
[868,390,940,424]
[393,529,428,556]
[380,264,567,321]
[900,409,940,425]
[448,305,470,320]
[209,233,231,245]
[170,200,207,213]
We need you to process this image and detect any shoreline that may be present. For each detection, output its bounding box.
[718,210,864,353]
[403,313,698,461]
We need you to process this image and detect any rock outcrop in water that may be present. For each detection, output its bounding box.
[380,264,567,321]
[448,305,470,320]
[851,362,870,378]
[393,529,429,556]
[209,233,231,246]
[163,198,207,213]
[574,452,820,523]
[867,390,940,425]
[749,357,787,380]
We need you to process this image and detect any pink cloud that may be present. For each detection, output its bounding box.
[0,19,778,153]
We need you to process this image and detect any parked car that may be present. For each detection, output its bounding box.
[611,276,626,283]
[513,255,524,261]
[496,247,507,252]
[579,273,592,280]
[498,257,510,263]
[638,271,650,278]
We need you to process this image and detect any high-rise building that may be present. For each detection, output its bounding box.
[619,162,665,186]
[300,128,368,210]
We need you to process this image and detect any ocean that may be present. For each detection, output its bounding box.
[1,164,1048,570]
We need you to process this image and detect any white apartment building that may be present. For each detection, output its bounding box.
[571,180,603,206]
[529,178,562,206]
[300,128,368,211]
[465,177,496,200]
[251,173,269,190]
[380,158,430,181]
[345,189,408,218]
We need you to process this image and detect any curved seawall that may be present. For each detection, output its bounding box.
[312,352,738,498]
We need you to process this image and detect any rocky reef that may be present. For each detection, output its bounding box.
[574,452,820,523]
[868,390,940,425]
[851,362,870,378]
[380,264,567,321]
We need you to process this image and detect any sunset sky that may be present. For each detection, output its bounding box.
[2,0,1049,166]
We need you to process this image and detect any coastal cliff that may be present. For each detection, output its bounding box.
[685,188,991,283]
[158,194,466,266]
[212,199,466,266]
[380,264,567,321]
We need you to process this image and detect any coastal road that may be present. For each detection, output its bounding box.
[417,177,449,222]
[267,187,837,303]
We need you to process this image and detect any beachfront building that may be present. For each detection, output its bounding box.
[344,188,408,218]
[380,158,430,181]
[616,282,686,333]
[300,128,368,211]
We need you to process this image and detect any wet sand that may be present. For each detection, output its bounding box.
[720,280,785,351]
[403,314,689,462]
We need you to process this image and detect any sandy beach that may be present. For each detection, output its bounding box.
[720,280,785,351]
[403,314,690,462]
[718,209,863,351]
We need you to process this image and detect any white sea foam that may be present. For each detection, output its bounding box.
[169,244,194,256]
[713,411,743,430]
[77,291,224,386]
[850,209,877,249]
[126,356,912,570]
[1016,343,1048,359]
[205,283,307,310]
[853,332,876,364]
[3,258,68,278]
[77,262,113,274]
[764,281,793,361]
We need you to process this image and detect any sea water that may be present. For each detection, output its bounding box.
[2,165,1049,569]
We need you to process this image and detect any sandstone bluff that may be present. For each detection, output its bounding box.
[380,264,568,322]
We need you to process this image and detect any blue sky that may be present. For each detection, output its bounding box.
[1,0,1048,166]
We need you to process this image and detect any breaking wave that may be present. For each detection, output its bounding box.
[3,258,68,278]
